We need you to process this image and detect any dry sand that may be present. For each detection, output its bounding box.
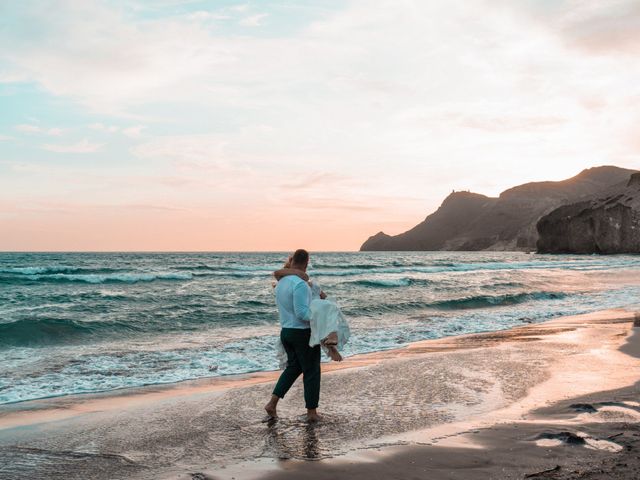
[1,309,639,479]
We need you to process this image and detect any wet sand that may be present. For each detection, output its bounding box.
[1,309,639,479]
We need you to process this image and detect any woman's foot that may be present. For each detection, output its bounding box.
[327,346,342,362]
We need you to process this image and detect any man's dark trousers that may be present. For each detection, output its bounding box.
[273,327,321,409]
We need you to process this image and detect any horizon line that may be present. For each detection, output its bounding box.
[0,250,362,254]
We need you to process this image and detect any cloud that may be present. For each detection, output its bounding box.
[457,115,566,132]
[16,124,63,135]
[122,125,145,138]
[96,203,186,212]
[43,139,104,153]
[238,13,268,27]
[89,123,119,133]
[281,172,351,189]
[504,0,640,54]
[132,134,228,164]
[15,124,41,133]
[185,11,230,22]
[0,71,28,83]
[89,123,145,138]
[231,4,250,13]
[288,199,378,212]
[0,2,239,114]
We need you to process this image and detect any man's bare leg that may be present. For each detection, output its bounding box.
[307,408,321,423]
[264,394,279,418]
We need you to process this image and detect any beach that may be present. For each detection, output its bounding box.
[3,0,640,477]
[2,308,640,479]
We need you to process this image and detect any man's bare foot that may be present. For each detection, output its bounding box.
[327,346,342,362]
[264,395,279,419]
[265,404,277,419]
[307,409,321,423]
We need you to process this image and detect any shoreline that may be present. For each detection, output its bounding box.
[1,308,630,429]
[1,308,639,479]
[0,311,590,427]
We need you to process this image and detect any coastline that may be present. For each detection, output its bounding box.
[1,308,639,479]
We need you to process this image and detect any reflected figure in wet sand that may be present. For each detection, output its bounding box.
[264,420,321,460]
[265,249,322,423]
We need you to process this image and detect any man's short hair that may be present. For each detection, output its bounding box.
[291,249,309,266]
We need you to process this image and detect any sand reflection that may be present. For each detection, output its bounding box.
[264,419,322,460]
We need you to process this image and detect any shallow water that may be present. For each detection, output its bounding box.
[1,251,640,404]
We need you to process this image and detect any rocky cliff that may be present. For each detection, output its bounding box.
[536,173,640,254]
[361,166,637,251]
[361,191,497,251]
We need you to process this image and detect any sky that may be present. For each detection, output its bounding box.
[1,0,640,251]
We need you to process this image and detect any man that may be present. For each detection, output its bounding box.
[264,249,321,423]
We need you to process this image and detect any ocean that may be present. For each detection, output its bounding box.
[1,251,640,405]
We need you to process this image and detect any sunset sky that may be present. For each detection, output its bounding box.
[1,0,640,251]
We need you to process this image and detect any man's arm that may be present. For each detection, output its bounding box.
[293,281,312,323]
[274,268,309,282]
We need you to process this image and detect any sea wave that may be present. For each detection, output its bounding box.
[0,266,119,275]
[347,291,568,315]
[0,318,144,347]
[1,291,565,348]
[194,270,272,278]
[0,272,193,284]
[312,260,633,277]
[157,260,625,279]
[309,263,385,270]
[314,261,458,270]
[0,306,277,348]
[178,261,596,278]
[347,278,431,288]
[184,265,275,277]
[429,291,567,309]
[45,258,628,281]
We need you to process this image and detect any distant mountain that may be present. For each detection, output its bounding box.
[360,166,638,251]
[537,172,640,254]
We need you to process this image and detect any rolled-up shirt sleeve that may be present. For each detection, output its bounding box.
[293,282,312,324]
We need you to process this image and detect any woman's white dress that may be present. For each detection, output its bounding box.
[276,281,350,369]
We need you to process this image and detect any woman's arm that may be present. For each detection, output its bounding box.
[273,268,309,282]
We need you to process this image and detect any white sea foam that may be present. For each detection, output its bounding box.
[31,272,193,283]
